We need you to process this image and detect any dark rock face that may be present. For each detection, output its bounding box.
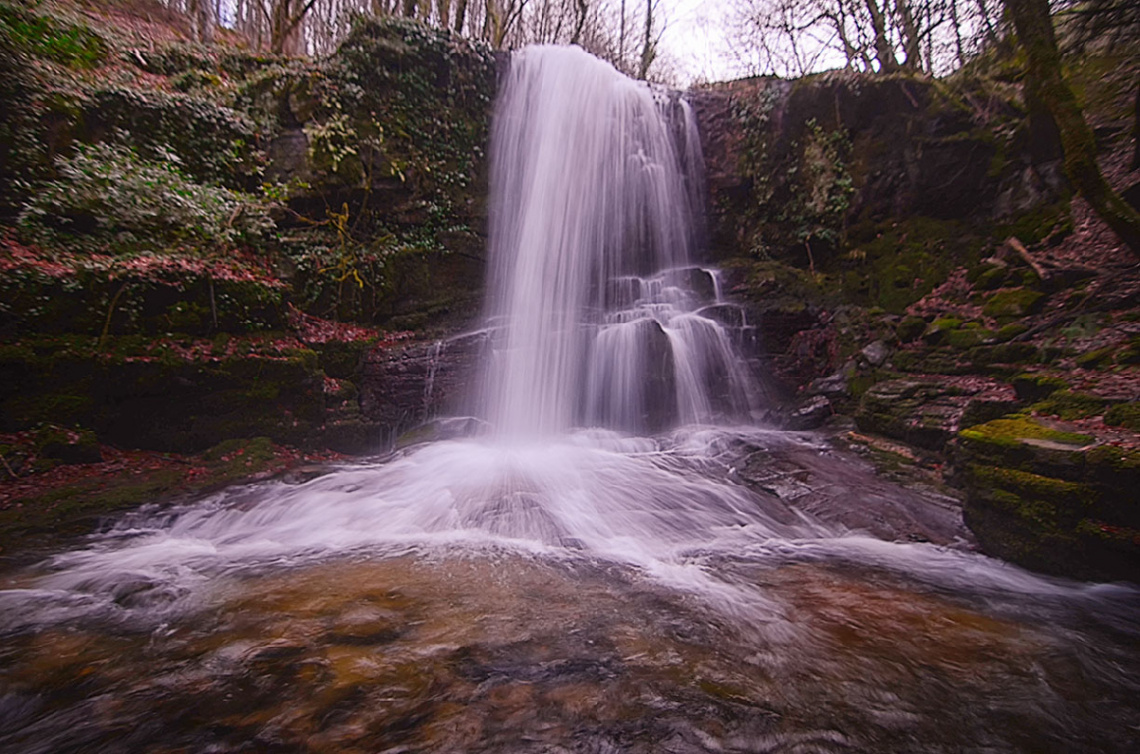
[690,73,1067,263]
[359,331,490,441]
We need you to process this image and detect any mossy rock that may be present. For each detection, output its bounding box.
[1104,403,1140,431]
[1011,373,1068,402]
[959,415,1094,449]
[981,288,1045,319]
[943,327,994,349]
[966,342,1041,367]
[1074,346,1115,369]
[994,323,1029,342]
[922,317,963,345]
[1,341,328,452]
[1031,391,1109,421]
[957,417,1139,580]
[895,316,926,343]
[855,378,1018,450]
[891,348,974,375]
[33,424,102,465]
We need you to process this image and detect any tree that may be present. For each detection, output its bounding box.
[188,0,215,44]
[636,0,659,79]
[1004,0,1140,256]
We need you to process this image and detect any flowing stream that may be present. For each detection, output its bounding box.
[1,46,1138,753]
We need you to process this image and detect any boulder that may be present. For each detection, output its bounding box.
[954,416,1140,581]
[855,377,1020,450]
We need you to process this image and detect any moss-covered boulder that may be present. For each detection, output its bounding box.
[856,377,1020,450]
[955,415,1139,581]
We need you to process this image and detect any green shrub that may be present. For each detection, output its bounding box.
[19,142,273,249]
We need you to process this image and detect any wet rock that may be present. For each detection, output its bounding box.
[807,369,850,399]
[781,395,833,431]
[697,303,745,328]
[856,377,1020,450]
[954,416,1140,581]
[860,340,890,367]
[663,267,717,303]
[396,416,489,448]
[359,331,490,441]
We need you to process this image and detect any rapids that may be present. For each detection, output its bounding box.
[1,46,1138,753]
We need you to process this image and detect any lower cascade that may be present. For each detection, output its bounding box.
[1,46,1138,754]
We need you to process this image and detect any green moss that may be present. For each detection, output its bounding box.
[959,415,1094,448]
[944,327,994,349]
[921,317,962,345]
[1085,444,1140,473]
[995,201,1073,246]
[982,288,1045,318]
[975,265,1011,290]
[1103,403,1140,431]
[843,217,986,314]
[1074,346,1114,369]
[895,316,926,342]
[1031,391,1108,420]
[995,323,1029,342]
[1011,372,1067,401]
[969,464,1094,506]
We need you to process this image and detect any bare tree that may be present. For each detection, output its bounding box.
[1004,0,1140,255]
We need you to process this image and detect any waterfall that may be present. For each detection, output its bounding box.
[479,45,754,437]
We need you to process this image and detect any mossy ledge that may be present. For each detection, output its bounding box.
[955,416,1139,581]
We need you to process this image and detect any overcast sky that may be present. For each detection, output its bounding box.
[656,0,740,85]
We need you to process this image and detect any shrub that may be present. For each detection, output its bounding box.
[19,142,274,249]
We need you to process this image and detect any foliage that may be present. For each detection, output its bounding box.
[734,79,854,265]
[87,85,265,187]
[0,2,106,69]
[19,142,274,250]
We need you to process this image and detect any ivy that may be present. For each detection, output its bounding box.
[19,142,274,251]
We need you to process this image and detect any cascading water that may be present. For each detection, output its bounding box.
[479,45,753,436]
[0,46,1138,754]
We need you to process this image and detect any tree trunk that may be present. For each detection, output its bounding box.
[571,0,587,45]
[189,0,215,44]
[896,0,922,71]
[1005,0,1140,256]
[402,0,417,17]
[864,0,899,72]
[453,0,468,32]
[637,0,655,79]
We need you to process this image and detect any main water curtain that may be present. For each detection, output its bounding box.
[480,45,752,437]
